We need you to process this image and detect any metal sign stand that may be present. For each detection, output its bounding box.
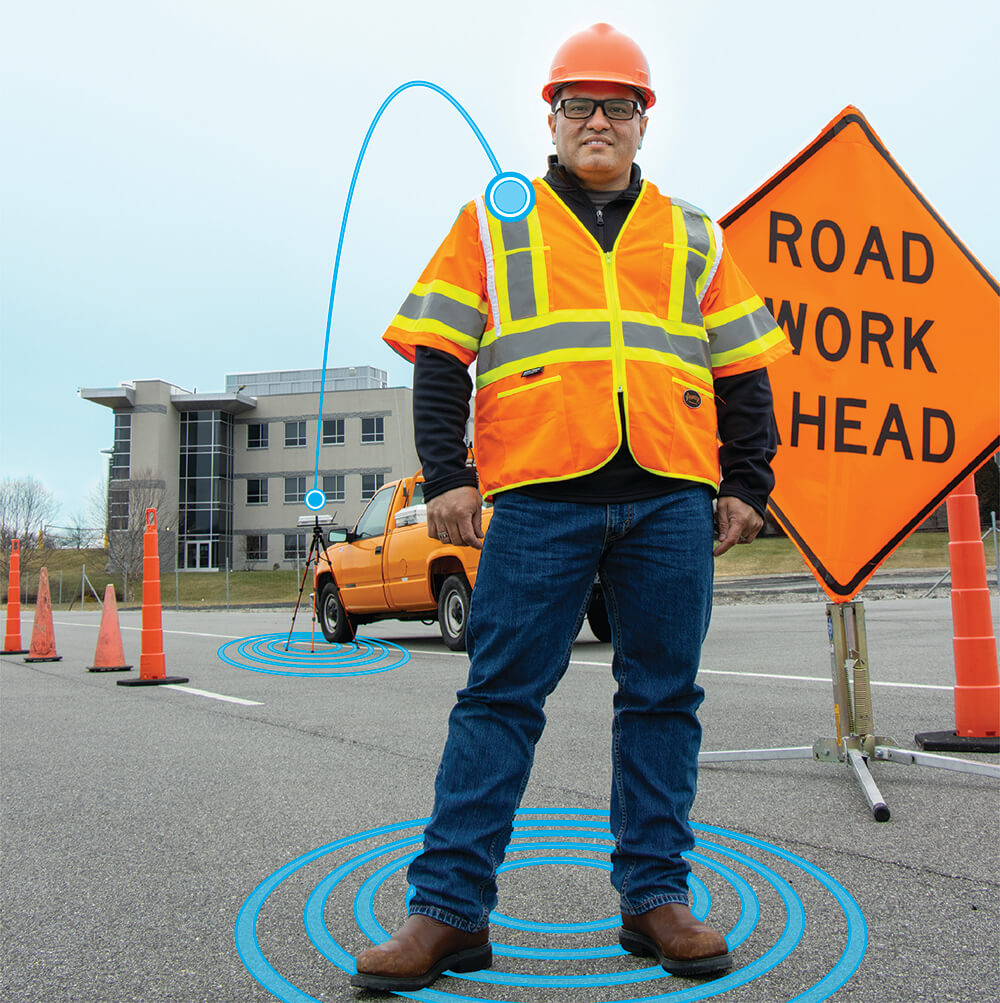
[699,600,1000,822]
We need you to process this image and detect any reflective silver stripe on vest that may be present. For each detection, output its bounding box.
[398,291,488,338]
[622,321,712,371]
[500,216,532,250]
[475,196,503,337]
[478,321,610,377]
[505,250,537,320]
[499,217,537,321]
[708,303,777,357]
[674,200,714,326]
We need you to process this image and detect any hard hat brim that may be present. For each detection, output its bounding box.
[542,73,656,109]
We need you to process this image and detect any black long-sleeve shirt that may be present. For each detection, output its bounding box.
[413,157,779,515]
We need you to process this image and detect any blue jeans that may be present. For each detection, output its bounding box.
[407,487,715,932]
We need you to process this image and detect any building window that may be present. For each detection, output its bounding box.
[246,535,267,561]
[361,472,384,501]
[248,423,268,449]
[111,412,131,480]
[361,416,385,443]
[176,410,235,571]
[284,420,307,447]
[284,476,306,503]
[109,488,129,530]
[322,418,345,446]
[284,533,306,560]
[246,478,268,505]
[323,474,345,503]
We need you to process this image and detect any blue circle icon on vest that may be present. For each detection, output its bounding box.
[304,489,327,511]
[486,173,535,221]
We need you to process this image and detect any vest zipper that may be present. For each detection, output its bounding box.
[595,206,606,249]
[601,249,627,432]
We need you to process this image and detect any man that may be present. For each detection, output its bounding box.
[351,22,789,992]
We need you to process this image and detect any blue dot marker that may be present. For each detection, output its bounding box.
[304,489,327,511]
[485,172,535,221]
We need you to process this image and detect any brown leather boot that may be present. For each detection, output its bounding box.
[350,914,492,991]
[620,903,732,977]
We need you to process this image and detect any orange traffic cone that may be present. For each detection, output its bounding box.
[917,473,1000,752]
[24,567,61,662]
[118,508,188,687]
[2,538,28,654]
[87,585,132,672]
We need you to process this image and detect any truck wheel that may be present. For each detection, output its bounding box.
[585,586,612,643]
[438,574,471,651]
[318,582,355,643]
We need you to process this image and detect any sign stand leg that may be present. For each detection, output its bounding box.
[699,600,999,822]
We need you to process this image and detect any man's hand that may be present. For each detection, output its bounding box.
[713,496,764,557]
[426,486,485,551]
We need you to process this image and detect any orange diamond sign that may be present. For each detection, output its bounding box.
[721,106,1000,600]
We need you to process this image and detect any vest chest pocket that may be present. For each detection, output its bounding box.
[658,242,709,328]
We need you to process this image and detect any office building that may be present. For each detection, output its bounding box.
[81,367,417,572]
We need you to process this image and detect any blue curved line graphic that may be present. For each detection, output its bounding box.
[234,818,429,1002]
[312,81,502,492]
[216,632,410,677]
[694,823,868,1003]
[235,811,867,1003]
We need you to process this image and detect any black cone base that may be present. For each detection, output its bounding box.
[88,664,133,673]
[24,655,62,662]
[915,730,1000,753]
[1,649,29,655]
[117,675,190,687]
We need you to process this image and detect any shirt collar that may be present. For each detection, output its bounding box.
[544,156,643,202]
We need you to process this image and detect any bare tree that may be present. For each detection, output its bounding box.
[87,481,111,546]
[237,533,253,572]
[0,477,60,582]
[59,512,103,550]
[100,469,175,601]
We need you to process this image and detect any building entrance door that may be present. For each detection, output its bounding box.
[184,540,214,570]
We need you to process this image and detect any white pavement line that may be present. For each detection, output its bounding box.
[253,646,954,692]
[160,685,263,706]
[571,660,951,691]
[54,621,241,640]
[699,668,951,691]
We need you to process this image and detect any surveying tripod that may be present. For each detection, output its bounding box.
[285,516,331,650]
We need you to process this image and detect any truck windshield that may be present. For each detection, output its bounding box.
[354,485,395,540]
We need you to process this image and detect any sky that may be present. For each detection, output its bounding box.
[2,0,998,524]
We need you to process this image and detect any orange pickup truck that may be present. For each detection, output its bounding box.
[312,472,610,650]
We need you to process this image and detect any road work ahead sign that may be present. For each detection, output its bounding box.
[721,106,1000,601]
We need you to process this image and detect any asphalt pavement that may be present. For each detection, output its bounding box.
[2,593,998,1003]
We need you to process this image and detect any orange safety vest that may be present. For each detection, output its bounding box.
[384,178,790,498]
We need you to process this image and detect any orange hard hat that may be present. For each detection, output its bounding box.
[542,23,655,109]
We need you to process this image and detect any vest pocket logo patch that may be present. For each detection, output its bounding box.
[683,388,702,409]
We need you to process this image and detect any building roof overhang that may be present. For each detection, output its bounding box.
[79,386,136,409]
[170,392,257,414]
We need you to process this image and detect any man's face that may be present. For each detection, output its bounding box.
[548,82,648,191]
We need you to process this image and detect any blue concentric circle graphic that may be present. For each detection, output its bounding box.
[485,172,536,221]
[217,632,410,677]
[235,810,866,1002]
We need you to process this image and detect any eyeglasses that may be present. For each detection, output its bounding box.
[554,98,642,121]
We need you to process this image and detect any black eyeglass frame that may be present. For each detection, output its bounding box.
[553,97,644,121]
